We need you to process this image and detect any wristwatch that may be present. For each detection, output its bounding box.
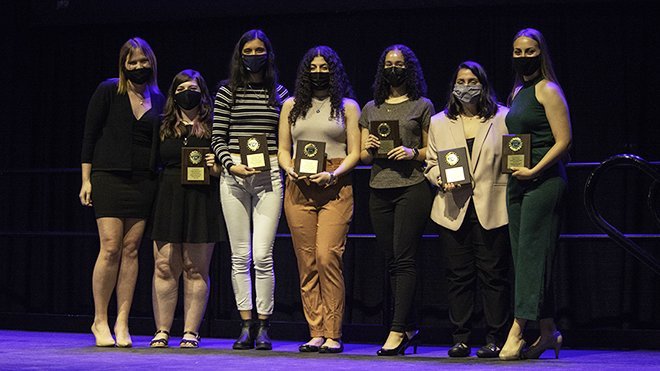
[328,171,337,185]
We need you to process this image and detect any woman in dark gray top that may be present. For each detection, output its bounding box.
[79,37,164,347]
[359,44,434,356]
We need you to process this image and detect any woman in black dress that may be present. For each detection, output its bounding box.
[79,37,164,347]
[148,70,224,348]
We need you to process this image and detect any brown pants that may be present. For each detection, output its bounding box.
[284,159,353,339]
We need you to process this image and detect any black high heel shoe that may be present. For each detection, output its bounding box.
[522,331,562,359]
[406,330,421,355]
[376,330,420,356]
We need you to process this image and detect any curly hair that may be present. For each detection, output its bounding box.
[444,61,500,121]
[161,69,213,141]
[372,44,427,106]
[224,29,282,107]
[289,45,355,125]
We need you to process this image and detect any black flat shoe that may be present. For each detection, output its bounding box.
[298,344,321,352]
[254,319,272,350]
[232,320,255,350]
[319,340,343,354]
[448,342,471,357]
[476,342,501,358]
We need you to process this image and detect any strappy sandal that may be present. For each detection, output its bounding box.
[149,330,170,348]
[180,331,200,348]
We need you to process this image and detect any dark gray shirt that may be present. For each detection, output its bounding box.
[359,98,435,189]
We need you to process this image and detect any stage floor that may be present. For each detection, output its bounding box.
[1,329,659,370]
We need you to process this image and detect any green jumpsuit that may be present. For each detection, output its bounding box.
[505,75,567,320]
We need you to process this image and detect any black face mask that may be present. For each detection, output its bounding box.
[174,90,202,110]
[512,55,542,76]
[310,72,330,90]
[383,67,407,87]
[242,54,268,73]
[124,67,153,84]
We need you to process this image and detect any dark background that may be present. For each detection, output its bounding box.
[1,0,659,348]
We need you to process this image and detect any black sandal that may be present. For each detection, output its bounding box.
[180,331,200,348]
[149,330,170,348]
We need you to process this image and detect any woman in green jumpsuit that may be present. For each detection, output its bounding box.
[499,28,572,361]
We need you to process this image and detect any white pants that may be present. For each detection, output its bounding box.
[220,155,282,315]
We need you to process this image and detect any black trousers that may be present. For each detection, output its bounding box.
[438,200,510,346]
[370,181,432,333]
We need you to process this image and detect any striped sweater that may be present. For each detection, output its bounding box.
[211,84,289,170]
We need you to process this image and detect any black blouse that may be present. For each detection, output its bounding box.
[81,78,165,172]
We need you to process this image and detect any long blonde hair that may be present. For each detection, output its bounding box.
[117,37,160,95]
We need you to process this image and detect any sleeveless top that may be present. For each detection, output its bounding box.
[506,74,566,180]
[291,97,347,159]
[505,74,556,167]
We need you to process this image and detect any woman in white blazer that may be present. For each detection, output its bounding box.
[425,61,510,359]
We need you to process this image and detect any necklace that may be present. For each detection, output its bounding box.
[384,95,409,113]
[246,83,266,100]
[182,120,194,146]
[313,98,329,113]
[130,89,147,105]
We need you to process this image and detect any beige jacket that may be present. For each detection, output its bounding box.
[425,106,509,231]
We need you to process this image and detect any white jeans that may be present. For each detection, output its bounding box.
[220,155,282,315]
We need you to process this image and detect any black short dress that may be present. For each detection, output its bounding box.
[149,129,226,243]
[91,110,158,219]
[82,79,164,220]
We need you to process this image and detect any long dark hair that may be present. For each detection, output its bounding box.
[372,44,427,106]
[445,61,499,121]
[508,28,560,104]
[161,69,213,141]
[224,29,281,107]
[289,46,354,125]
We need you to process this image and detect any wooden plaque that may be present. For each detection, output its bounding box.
[501,134,531,174]
[239,134,271,171]
[181,147,210,185]
[438,147,472,186]
[294,140,326,177]
[369,120,401,158]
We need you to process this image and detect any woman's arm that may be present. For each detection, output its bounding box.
[79,81,113,207]
[417,99,435,161]
[360,127,378,164]
[424,115,441,187]
[210,86,236,172]
[79,163,93,206]
[277,98,297,180]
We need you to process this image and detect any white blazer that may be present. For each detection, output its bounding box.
[425,106,509,231]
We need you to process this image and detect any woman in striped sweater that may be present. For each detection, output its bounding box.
[211,29,288,351]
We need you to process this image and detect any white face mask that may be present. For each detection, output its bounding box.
[452,84,482,104]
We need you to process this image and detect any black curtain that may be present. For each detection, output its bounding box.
[1,0,659,344]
